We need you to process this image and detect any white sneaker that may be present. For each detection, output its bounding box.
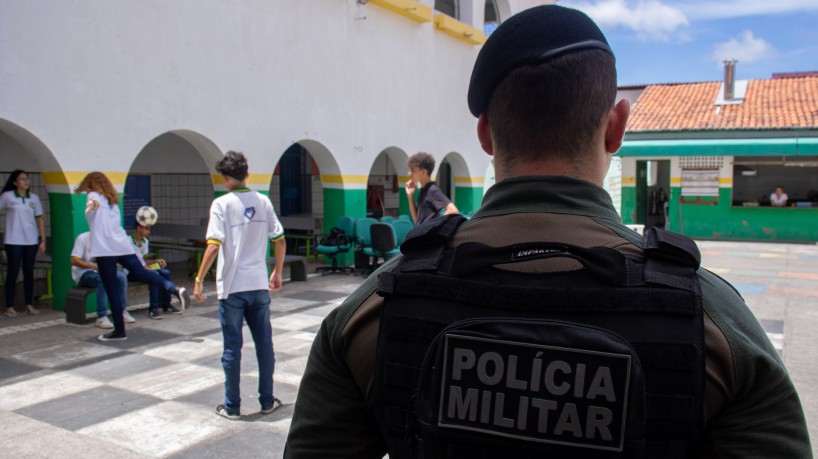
[96,316,114,329]
[122,310,136,323]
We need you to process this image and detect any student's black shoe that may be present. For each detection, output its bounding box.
[162,304,183,315]
[98,331,127,342]
[261,398,283,414]
[148,309,163,320]
[215,404,240,420]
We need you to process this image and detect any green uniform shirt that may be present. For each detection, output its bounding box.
[285,176,811,458]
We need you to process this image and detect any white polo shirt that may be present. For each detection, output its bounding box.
[85,191,134,258]
[205,188,284,299]
[131,236,156,268]
[0,190,44,245]
[70,231,95,284]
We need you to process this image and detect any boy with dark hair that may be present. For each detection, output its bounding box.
[130,221,181,319]
[405,152,458,224]
[194,150,286,420]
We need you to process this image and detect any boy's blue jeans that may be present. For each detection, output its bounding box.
[219,290,275,413]
[77,269,127,317]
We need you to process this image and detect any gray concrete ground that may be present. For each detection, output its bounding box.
[1,240,816,457]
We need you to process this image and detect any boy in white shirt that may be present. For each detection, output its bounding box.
[193,151,286,420]
[130,222,182,319]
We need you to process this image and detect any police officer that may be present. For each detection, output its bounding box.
[285,5,811,458]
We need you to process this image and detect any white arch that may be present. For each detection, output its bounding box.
[0,118,67,193]
[295,139,342,178]
[129,130,223,175]
[439,151,471,179]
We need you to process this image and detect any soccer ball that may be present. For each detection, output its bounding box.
[136,206,159,227]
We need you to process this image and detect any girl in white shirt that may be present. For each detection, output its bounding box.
[74,172,188,341]
[0,170,45,317]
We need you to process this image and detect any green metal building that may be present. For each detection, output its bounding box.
[617,69,818,243]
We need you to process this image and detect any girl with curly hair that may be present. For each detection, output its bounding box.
[75,172,189,341]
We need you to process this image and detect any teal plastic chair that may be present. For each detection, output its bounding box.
[390,219,414,246]
[398,214,412,223]
[354,217,377,250]
[315,216,356,275]
[380,216,395,224]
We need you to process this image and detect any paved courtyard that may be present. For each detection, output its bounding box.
[1,240,817,457]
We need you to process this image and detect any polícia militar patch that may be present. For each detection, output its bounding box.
[438,334,631,451]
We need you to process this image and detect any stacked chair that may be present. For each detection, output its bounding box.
[315,216,356,275]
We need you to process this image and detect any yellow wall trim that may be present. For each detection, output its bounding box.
[210,173,272,185]
[621,177,636,185]
[321,174,370,185]
[670,177,732,185]
[434,14,486,45]
[454,176,484,185]
[43,171,127,186]
[369,0,432,23]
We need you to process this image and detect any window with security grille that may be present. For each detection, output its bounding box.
[435,0,458,19]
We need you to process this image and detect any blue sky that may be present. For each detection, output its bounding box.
[559,0,818,85]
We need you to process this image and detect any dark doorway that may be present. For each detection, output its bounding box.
[279,144,311,216]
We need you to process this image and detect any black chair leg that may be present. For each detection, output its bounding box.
[316,254,353,275]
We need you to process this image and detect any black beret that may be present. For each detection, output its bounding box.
[467,5,614,117]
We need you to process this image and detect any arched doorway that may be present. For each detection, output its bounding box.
[269,140,344,257]
[438,152,476,213]
[126,130,222,265]
[366,147,408,219]
[0,118,70,309]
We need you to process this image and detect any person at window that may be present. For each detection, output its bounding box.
[0,170,46,317]
[404,152,459,224]
[770,185,788,207]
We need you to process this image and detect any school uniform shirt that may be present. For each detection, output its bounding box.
[70,231,94,284]
[0,190,44,245]
[205,188,284,299]
[131,236,149,267]
[770,192,789,207]
[85,191,134,258]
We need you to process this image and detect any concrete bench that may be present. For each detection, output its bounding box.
[65,282,144,325]
[267,255,307,282]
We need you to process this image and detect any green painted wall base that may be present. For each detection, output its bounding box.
[321,188,366,267]
[454,185,482,215]
[49,192,91,311]
[621,186,818,242]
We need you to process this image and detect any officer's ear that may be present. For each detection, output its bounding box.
[477,113,494,156]
[604,99,630,154]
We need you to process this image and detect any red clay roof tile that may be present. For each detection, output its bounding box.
[626,76,818,132]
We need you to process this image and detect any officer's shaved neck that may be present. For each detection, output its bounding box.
[479,100,628,186]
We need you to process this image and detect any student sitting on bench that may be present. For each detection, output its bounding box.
[131,220,182,319]
[71,231,134,328]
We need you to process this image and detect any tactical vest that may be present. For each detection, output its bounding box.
[368,215,705,459]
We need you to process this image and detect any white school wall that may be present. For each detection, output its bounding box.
[1,0,552,181]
